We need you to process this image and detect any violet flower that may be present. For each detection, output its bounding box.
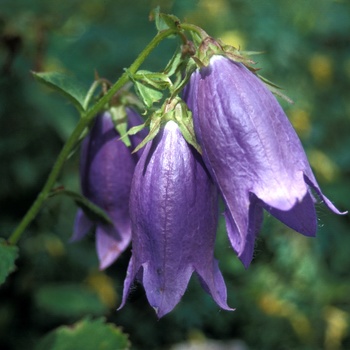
[72,108,144,270]
[183,55,345,268]
[119,121,232,317]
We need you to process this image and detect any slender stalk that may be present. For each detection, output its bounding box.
[180,23,209,40]
[8,28,178,245]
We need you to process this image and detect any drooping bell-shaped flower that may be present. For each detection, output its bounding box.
[119,121,232,317]
[72,108,145,270]
[183,55,345,268]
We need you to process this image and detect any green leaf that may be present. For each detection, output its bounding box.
[150,7,180,32]
[134,71,172,90]
[164,49,184,77]
[36,317,130,350]
[33,72,87,113]
[131,70,171,108]
[133,81,164,108]
[0,239,18,285]
[49,188,113,225]
[35,284,108,318]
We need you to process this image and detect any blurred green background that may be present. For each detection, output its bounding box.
[1,0,350,349]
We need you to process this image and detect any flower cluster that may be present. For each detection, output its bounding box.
[74,53,344,317]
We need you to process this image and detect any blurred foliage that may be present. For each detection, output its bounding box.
[0,239,18,284]
[35,317,130,350]
[0,0,350,349]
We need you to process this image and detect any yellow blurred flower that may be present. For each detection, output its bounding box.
[198,0,229,17]
[324,306,349,350]
[44,235,65,258]
[289,108,311,137]
[309,54,333,87]
[219,30,245,50]
[86,271,118,308]
[308,149,339,182]
[259,294,312,341]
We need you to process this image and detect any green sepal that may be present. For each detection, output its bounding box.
[192,36,257,71]
[130,97,202,154]
[192,36,292,103]
[219,40,257,68]
[123,122,146,137]
[258,74,294,104]
[49,188,113,225]
[132,110,162,153]
[164,49,183,77]
[150,7,180,32]
[192,37,223,67]
[32,71,87,113]
[166,98,201,154]
[170,58,197,98]
[110,106,131,147]
[119,122,147,150]
[35,317,130,350]
[0,239,19,285]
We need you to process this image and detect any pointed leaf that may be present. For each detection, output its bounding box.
[134,81,163,108]
[49,188,113,225]
[164,49,184,77]
[0,239,18,285]
[36,317,130,350]
[170,99,202,154]
[33,72,87,113]
[132,112,162,153]
[134,71,172,90]
[150,7,180,32]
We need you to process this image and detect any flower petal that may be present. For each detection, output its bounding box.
[71,209,93,241]
[265,190,317,237]
[184,55,344,267]
[73,109,145,268]
[121,121,231,317]
[96,223,131,270]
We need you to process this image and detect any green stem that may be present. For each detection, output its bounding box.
[180,23,209,40]
[8,28,178,245]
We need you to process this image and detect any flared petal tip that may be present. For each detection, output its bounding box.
[153,306,169,319]
[96,224,131,270]
[71,209,93,242]
[236,249,254,270]
[195,260,235,313]
[303,174,347,216]
[98,253,119,270]
[152,301,234,319]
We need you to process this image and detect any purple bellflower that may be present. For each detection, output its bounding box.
[119,121,232,317]
[72,108,144,270]
[184,55,345,268]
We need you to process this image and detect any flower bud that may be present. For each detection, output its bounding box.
[72,108,145,269]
